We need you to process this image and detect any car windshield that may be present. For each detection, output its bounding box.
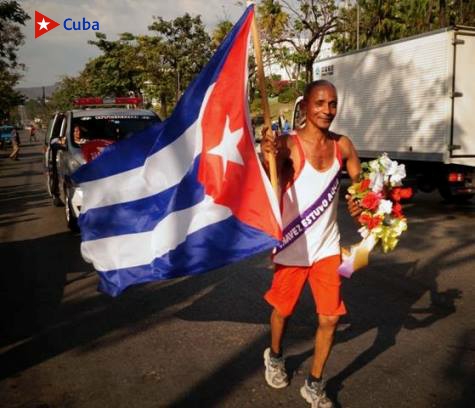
[71,114,159,145]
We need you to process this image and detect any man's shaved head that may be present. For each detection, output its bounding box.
[303,80,337,101]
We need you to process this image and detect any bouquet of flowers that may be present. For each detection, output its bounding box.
[338,153,413,278]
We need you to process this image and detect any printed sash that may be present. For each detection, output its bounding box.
[275,171,340,254]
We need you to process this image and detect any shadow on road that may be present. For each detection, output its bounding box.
[0,139,473,406]
[0,232,85,346]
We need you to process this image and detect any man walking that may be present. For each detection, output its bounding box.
[260,80,361,407]
[9,126,20,160]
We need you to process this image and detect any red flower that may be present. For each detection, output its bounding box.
[358,213,383,230]
[400,187,413,199]
[359,179,371,192]
[361,192,381,211]
[392,203,404,218]
[391,187,413,202]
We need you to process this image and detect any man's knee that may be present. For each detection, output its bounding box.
[272,308,289,322]
[318,314,340,329]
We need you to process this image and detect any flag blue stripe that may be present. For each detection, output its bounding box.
[72,6,253,183]
[79,156,204,241]
[97,215,278,297]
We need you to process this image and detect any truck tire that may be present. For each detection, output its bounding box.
[65,187,79,232]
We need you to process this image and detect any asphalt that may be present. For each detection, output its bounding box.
[0,132,474,408]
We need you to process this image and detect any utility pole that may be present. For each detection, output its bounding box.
[356,2,360,50]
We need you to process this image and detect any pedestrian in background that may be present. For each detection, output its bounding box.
[29,123,37,142]
[9,126,20,160]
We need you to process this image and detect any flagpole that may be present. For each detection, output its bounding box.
[248,2,279,196]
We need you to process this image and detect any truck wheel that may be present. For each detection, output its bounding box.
[65,188,79,232]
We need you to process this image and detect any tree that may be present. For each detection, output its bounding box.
[85,32,146,97]
[0,0,29,120]
[257,0,340,83]
[211,19,233,49]
[146,13,212,116]
[333,0,475,54]
[49,75,89,111]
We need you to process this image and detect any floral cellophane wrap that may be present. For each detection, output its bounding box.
[338,153,413,278]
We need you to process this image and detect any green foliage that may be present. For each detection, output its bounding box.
[211,20,233,49]
[277,86,299,103]
[146,13,212,117]
[0,0,29,119]
[332,0,475,54]
[257,0,340,83]
[84,32,145,97]
[49,75,88,111]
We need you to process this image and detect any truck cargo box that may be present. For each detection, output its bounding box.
[311,26,475,169]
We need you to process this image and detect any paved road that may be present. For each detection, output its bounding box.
[1,135,474,408]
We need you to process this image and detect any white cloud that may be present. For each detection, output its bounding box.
[18,0,244,87]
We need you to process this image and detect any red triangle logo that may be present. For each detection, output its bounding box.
[35,11,60,39]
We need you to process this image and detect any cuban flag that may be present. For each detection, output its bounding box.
[72,5,282,297]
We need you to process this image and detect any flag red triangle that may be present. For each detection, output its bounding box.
[35,11,60,39]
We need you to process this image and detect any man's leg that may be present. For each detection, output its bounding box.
[270,308,287,355]
[263,264,308,389]
[263,308,289,389]
[301,255,344,407]
[311,314,339,378]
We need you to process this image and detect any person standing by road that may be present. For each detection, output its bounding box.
[9,126,20,160]
[29,123,37,142]
[260,80,362,408]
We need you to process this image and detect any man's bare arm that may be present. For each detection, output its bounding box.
[339,135,361,182]
[339,135,362,219]
[260,128,290,176]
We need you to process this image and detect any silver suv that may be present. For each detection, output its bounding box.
[46,106,160,231]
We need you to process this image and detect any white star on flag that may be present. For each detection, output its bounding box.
[208,116,244,173]
[38,18,50,31]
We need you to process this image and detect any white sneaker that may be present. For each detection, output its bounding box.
[263,348,289,389]
[300,379,333,408]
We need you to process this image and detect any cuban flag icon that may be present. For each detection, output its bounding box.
[72,5,282,297]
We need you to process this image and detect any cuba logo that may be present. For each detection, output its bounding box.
[35,10,100,39]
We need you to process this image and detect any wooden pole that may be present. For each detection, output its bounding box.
[248,3,279,196]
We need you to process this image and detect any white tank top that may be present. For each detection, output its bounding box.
[273,136,342,266]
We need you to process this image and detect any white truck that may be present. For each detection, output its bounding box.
[294,26,475,201]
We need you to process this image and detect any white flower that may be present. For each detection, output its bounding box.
[379,153,393,171]
[377,199,393,215]
[390,164,406,185]
[369,171,384,193]
[385,160,399,176]
[358,226,370,238]
[369,159,380,172]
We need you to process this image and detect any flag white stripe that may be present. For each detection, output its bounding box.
[81,195,232,272]
[80,85,214,212]
[80,121,201,212]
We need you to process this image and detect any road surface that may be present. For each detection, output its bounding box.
[1,136,474,407]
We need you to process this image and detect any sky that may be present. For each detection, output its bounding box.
[17,0,245,88]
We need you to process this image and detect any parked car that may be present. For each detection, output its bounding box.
[45,98,161,231]
[0,125,14,149]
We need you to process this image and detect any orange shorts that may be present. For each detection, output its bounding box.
[264,254,346,317]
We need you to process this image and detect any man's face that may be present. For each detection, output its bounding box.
[303,85,338,131]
